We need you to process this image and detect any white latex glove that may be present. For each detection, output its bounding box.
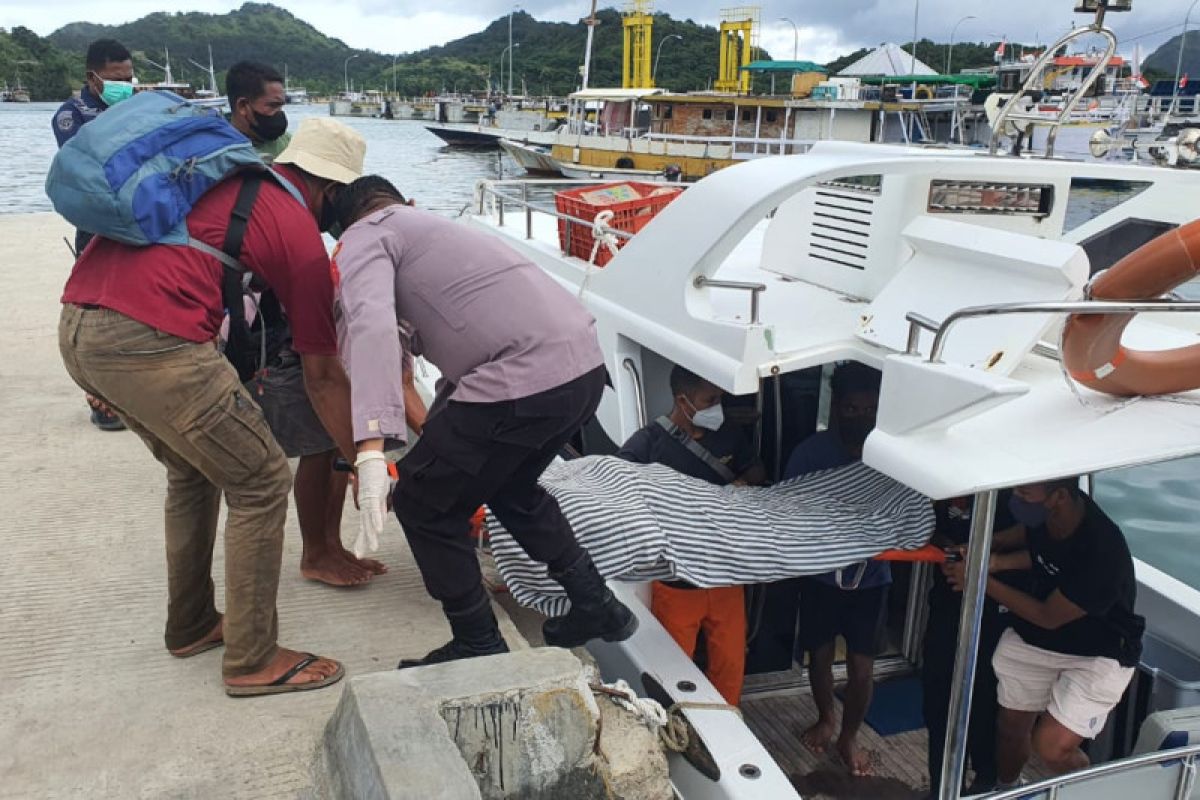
[354,451,390,558]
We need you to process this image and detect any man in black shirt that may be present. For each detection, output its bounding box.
[617,366,765,703]
[946,478,1144,786]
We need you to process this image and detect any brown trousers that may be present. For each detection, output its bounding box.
[59,305,293,677]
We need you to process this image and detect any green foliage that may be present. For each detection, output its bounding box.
[0,26,75,100]
[19,1,1098,104]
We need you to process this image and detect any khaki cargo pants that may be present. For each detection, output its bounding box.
[59,305,293,678]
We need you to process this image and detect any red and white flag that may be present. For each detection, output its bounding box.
[994,38,1007,63]
[1136,74,1149,89]
[1182,74,1190,89]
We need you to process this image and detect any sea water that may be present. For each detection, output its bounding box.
[3,101,1197,589]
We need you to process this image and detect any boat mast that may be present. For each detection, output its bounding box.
[581,0,599,90]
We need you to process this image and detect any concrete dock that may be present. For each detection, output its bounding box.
[0,213,528,799]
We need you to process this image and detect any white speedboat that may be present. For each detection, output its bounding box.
[464,137,1200,800]
[452,8,1200,796]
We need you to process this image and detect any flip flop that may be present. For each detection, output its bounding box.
[169,638,224,659]
[225,653,345,698]
[169,618,224,659]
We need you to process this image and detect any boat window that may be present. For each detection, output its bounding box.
[817,174,883,194]
[766,111,778,123]
[742,108,755,122]
[702,108,713,120]
[662,105,673,120]
[1077,218,1177,275]
[725,109,736,121]
[1063,178,1153,234]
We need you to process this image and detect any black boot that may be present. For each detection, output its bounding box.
[398,594,509,669]
[542,552,638,648]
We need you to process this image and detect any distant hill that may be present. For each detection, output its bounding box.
[42,3,769,98]
[0,27,75,100]
[14,2,1063,104]
[1144,33,1199,84]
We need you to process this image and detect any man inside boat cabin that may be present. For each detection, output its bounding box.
[616,366,767,705]
[783,361,885,777]
[945,478,1145,786]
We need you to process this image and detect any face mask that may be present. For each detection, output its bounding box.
[318,186,342,234]
[686,397,724,432]
[249,108,288,142]
[98,79,134,107]
[838,416,874,448]
[1009,496,1048,529]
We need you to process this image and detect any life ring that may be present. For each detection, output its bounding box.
[1061,219,1200,396]
[915,86,933,100]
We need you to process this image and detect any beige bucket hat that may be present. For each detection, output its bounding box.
[276,118,366,185]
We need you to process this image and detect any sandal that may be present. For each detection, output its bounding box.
[225,653,344,698]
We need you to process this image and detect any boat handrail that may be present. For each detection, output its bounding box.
[475,178,690,246]
[693,276,766,325]
[903,301,1200,363]
[989,12,1118,158]
[986,743,1200,800]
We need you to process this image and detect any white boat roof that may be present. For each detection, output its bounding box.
[568,87,664,102]
[467,142,1200,499]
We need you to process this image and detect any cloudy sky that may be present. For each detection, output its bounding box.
[0,0,1190,64]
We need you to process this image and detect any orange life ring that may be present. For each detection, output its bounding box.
[1061,220,1200,397]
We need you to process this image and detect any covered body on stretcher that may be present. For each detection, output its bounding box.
[486,457,936,615]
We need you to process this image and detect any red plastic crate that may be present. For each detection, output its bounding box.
[554,182,682,266]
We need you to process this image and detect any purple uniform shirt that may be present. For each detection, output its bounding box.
[334,204,605,444]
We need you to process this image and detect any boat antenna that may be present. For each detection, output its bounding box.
[581,0,599,90]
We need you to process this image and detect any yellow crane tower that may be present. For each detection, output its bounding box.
[622,0,654,89]
[715,6,760,94]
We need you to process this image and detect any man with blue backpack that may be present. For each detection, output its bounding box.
[51,37,135,432]
[50,93,366,696]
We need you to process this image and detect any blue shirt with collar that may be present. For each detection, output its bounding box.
[51,84,105,148]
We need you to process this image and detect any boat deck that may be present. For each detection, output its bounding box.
[0,213,529,799]
[743,687,1054,799]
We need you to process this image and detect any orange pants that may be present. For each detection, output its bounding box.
[650,582,746,705]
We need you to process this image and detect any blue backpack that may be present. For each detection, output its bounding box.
[45,89,304,255]
[46,90,308,381]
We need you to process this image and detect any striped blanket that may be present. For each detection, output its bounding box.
[487,456,934,615]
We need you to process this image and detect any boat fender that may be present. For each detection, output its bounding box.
[1061,219,1200,396]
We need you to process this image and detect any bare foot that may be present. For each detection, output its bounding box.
[169,617,224,658]
[344,552,388,575]
[836,733,874,777]
[801,717,837,755]
[224,647,342,693]
[301,553,372,587]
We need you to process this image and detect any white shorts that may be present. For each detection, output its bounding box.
[992,628,1134,740]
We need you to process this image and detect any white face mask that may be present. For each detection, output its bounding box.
[686,397,725,431]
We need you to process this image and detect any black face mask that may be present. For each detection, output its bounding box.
[838,416,875,449]
[250,108,288,142]
[318,186,342,234]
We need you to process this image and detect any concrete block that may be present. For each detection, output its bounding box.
[323,648,649,800]
[594,696,674,800]
[322,670,481,800]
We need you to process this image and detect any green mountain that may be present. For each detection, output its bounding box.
[0,26,76,100]
[1144,33,1200,85]
[42,3,767,98]
[14,2,1085,104]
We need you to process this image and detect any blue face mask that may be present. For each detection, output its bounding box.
[98,79,135,107]
[1009,496,1048,528]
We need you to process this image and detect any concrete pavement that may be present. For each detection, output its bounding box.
[0,213,527,799]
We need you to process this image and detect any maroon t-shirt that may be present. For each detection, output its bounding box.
[61,165,338,356]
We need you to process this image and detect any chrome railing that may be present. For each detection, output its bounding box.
[693,276,766,325]
[989,12,1118,158]
[986,743,1200,800]
[621,358,647,429]
[902,301,1200,363]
